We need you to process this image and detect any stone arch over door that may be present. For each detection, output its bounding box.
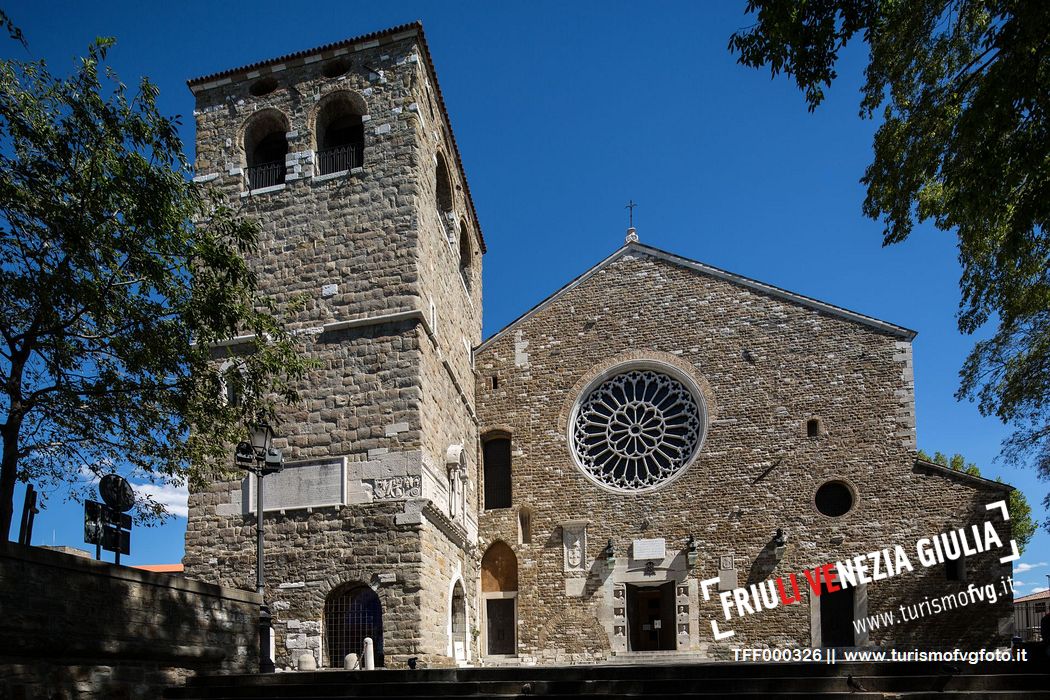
[481,541,518,656]
[323,583,384,667]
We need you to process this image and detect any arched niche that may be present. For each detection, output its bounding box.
[323,583,384,667]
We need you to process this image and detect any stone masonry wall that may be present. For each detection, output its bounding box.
[192,36,425,332]
[185,499,427,670]
[475,249,1013,660]
[0,542,259,699]
[409,52,482,550]
[418,510,479,666]
[185,27,482,670]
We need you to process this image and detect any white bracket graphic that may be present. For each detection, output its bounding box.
[999,539,1020,564]
[700,577,720,601]
[710,620,735,641]
[985,499,1009,521]
[985,500,1020,563]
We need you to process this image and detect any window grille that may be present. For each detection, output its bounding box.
[247,161,285,190]
[316,143,362,175]
[324,586,384,667]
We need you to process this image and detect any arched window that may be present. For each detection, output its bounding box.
[324,584,384,667]
[436,153,454,241]
[481,541,517,656]
[459,219,472,291]
[483,433,511,509]
[217,359,246,407]
[315,91,366,175]
[243,110,289,190]
[450,580,467,661]
[518,507,532,545]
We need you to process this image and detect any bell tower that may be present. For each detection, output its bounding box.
[183,23,484,668]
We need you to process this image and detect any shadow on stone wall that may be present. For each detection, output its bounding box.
[0,541,260,700]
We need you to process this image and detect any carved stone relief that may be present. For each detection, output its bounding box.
[371,475,422,500]
[562,522,587,572]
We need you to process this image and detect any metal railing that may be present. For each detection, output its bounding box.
[317,144,362,175]
[1019,626,1043,642]
[246,161,286,190]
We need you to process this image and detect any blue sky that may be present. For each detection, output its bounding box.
[4,1,1048,591]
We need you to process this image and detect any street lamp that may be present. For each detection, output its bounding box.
[235,416,283,674]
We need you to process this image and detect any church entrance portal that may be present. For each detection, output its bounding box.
[626,582,676,651]
[481,541,518,656]
[819,586,855,648]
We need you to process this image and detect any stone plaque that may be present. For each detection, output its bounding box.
[563,522,587,572]
[564,578,586,597]
[718,568,738,592]
[247,458,345,513]
[633,538,666,560]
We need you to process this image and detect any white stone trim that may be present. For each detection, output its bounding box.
[311,169,350,183]
[446,570,471,664]
[240,183,287,197]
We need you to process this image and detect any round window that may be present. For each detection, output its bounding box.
[814,481,854,517]
[322,58,352,79]
[570,366,705,492]
[249,76,279,97]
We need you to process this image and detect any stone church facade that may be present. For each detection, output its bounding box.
[183,23,1014,669]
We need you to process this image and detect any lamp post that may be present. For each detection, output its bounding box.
[235,417,283,674]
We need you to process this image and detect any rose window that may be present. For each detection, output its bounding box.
[571,368,703,491]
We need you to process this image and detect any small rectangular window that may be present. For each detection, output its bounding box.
[518,510,531,545]
[483,437,512,509]
[491,375,499,390]
[945,559,965,581]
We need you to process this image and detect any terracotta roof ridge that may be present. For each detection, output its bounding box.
[187,21,422,87]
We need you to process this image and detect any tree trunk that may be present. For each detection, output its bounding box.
[0,420,20,541]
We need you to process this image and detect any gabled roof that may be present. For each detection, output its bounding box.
[1015,589,1050,604]
[912,458,1014,492]
[186,22,485,252]
[477,241,917,353]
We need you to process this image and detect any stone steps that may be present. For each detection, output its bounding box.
[166,660,1049,699]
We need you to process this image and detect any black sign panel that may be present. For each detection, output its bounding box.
[102,526,131,555]
[84,500,103,545]
[84,499,131,555]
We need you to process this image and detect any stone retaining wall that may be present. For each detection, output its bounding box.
[0,542,260,700]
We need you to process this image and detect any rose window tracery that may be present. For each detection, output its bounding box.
[571,368,703,491]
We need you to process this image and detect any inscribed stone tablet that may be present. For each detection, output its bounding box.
[633,538,666,560]
[248,458,345,512]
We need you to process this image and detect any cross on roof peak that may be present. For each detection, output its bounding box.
[625,200,639,243]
